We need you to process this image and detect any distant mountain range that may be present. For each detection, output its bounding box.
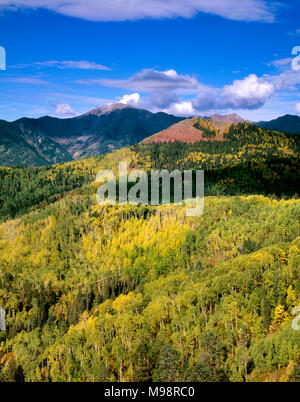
[0,104,183,166]
[1,105,300,166]
[257,114,300,134]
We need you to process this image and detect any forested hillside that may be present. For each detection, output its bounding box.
[0,195,299,382]
[135,122,300,197]
[258,114,300,135]
[0,157,103,222]
[0,119,73,167]
[0,123,299,382]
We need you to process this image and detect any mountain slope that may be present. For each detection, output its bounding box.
[257,114,300,134]
[0,119,73,166]
[0,104,183,166]
[143,118,232,144]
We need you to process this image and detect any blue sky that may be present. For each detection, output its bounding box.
[1,0,300,121]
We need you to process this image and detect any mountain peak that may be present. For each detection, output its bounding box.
[84,103,134,117]
[210,113,245,123]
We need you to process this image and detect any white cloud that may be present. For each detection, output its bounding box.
[192,74,274,112]
[164,69,178,78]
[88,69,198,93]
[55,103,76,116]
[295,102,300,114]
[170,101,195,116]
[0,0,276,22]
[13,60,111,71]
[220,74,274,109]
[119,93,141,105]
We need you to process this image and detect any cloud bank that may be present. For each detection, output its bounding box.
[83,69,279,115]
[0,0,276,22]
[98,69,198,93]
[82,66,300,116]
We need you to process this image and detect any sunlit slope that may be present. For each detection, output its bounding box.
[143,118,232,144]
[0,194,299,381]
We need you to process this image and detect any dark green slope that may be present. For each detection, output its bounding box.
[0,120,53,166]
[0,119,73,166]
[0,105,183,166]
[15,106,184,157]
[257,114,300,134]
[72,108,185,158]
